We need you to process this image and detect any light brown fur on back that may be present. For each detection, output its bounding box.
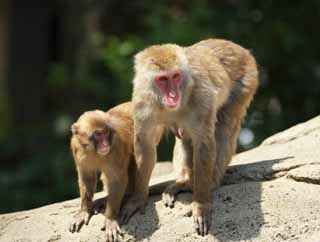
[194,39,258,87]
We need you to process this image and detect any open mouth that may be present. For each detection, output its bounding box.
[165,97,180,108]
[164,90,180,108]
[155,71,182,109]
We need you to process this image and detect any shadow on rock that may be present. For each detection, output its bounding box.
[91,194,160,241]
[224,156,295,185]
[122,196,160,241]
[210,156,293,241]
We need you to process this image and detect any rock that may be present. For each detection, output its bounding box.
[150,161,173,178]
[226,116,320,184]
[1,116,320,242]
[287,164,320,185]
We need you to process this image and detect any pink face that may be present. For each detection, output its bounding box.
[91,129,111,156]
[155,70,182,108]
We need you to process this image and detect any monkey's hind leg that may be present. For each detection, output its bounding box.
[162,138,193,208]
[213,64,258,189]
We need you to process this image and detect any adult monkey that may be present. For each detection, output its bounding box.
[120,39,259,236]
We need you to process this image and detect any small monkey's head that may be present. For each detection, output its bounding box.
[133,44,192,110]
[71,110,113,156]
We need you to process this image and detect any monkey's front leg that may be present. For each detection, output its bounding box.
[119,131,156,224]
[102,177,127,242]
[69,167,97,233]
[192,136,215,236]
[163,137,193,208]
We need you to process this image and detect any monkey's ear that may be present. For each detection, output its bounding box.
[71,123,79,135]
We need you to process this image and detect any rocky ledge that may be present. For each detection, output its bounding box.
[1,116,320,242]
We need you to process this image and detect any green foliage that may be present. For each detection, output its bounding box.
[48,63,67,89]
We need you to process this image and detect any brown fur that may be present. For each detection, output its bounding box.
[69,102,135,241]
[121,39,259,236]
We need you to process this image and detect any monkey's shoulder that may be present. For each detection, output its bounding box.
[106,102,134,129]
[184,46,231,90]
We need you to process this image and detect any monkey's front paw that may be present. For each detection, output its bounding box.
[69,210,92,233]
[192,202,212,236]
[101,218,122,242]
[162,182,192,208]
[119,196,146,225]
[162,184,177,208]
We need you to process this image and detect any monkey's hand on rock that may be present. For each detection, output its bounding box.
[192,202,212,236]
[101,218,122,242]
[119,195,146,225]
[69,210,92,233]
[162,182,192,208]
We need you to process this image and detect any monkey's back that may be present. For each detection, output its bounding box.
[191,39,258,84]
[107,102,133,117]
[105,102,136,195]
[106,102,134,153]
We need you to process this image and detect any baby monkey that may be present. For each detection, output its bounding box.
[69,102,134,242]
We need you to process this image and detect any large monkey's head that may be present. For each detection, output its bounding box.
[133,44,193,110]
[71,110,113,156]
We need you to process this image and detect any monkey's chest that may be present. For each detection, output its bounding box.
[156,110,193,139]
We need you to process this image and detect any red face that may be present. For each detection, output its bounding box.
[90,129,111,155]
[155,70,182,108]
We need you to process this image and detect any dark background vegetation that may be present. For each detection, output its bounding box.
[1,0,319,213]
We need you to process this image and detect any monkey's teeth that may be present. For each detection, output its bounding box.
[169,91,176,98]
